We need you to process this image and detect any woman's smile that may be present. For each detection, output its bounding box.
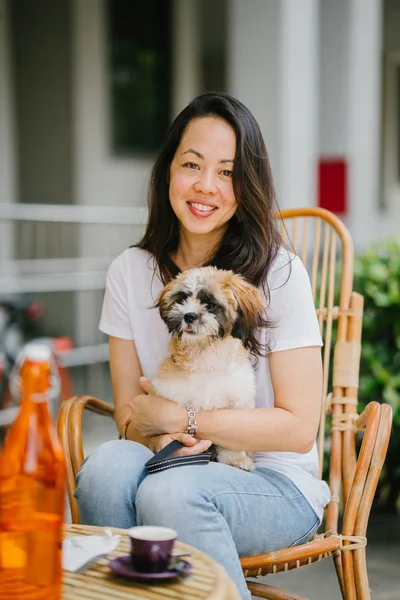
[187,200,218,218]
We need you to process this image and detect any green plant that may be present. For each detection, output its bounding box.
[354,238,400,512]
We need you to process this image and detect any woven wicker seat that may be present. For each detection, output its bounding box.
[58,207,393,600]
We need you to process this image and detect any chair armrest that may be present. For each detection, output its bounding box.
[71,395,115,418]
[342,401,392,539]
[57,395,115,524]
[68,396,115,474]
[354,401,379,431]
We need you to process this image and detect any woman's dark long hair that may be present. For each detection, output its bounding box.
[137,91,285,357]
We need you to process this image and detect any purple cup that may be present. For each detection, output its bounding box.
[127,526,177,573]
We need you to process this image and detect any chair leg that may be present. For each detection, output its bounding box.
[247,581,308,600]
[353,547,371,600]
[333,551,346,600]
[352,405,393,600]
[342,550,357,600]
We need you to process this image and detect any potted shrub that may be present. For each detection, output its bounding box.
[354,239,400,512]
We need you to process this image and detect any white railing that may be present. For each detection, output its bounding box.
[0,203,148,224]
[0,203,149,366]
[1,257,114,293]
[57,343,109,368]
[0,203,148,292]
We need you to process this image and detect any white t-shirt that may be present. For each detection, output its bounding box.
[99,247,331,521]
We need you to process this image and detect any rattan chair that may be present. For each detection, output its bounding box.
[58,207,393,600]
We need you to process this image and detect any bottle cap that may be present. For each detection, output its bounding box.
[24,343,52,363]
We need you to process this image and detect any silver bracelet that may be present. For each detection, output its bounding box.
[185,404,197,436]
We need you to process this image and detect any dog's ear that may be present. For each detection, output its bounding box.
[156,279,175,325]
[231,308,246,340]
[228,274,265,340]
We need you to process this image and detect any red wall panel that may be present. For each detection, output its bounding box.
[318,158,347,214]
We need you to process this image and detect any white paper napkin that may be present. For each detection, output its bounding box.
[63,528,121,572]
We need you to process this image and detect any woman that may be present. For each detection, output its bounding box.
[74,92,330,600]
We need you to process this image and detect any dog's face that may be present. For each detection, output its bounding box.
[157,266,264,344]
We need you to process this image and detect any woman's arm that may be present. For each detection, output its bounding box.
[109,335,150,445]
[196,345,322,454]
[132,345,323,454]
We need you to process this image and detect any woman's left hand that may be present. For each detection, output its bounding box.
[130,377,186,437]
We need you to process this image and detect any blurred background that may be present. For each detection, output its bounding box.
[0,0,399,490]
[0,1,399,596]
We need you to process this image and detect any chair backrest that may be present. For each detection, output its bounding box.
[279,207,361,530]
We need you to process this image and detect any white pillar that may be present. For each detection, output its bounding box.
[319,0,350,158]
[227,0,281,178]
[278,0,319,209]
[171,0,201,117]
[346,0,382,247]
[227,0,319,209]
[0,0,16,264]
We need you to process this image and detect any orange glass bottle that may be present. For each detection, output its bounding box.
[0,344,65,600]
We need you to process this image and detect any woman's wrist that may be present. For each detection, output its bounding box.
[169,403,188,433]
[183,404,197,436]
[147,435,161,453]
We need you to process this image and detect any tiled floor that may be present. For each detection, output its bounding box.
[77,410,400,600]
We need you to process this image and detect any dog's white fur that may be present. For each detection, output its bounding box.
[152,266,264,471]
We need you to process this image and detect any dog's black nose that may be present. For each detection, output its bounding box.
[184,312,198,324]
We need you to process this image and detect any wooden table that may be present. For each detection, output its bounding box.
[63,524,241,600]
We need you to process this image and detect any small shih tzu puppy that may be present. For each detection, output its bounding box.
[152,266,265,471]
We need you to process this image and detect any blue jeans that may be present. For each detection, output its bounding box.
[74,440,319,600]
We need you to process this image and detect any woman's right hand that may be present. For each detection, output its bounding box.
[149,432,212,457]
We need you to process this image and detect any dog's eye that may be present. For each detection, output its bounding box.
[171,291,191,305]
[207,302,219,312]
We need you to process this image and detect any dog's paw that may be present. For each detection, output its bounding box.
[216,449,255,471]
[233,454,255,472]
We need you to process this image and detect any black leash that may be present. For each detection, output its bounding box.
[145,439,212,474]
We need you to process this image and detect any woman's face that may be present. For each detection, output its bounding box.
[169,116,238,241]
